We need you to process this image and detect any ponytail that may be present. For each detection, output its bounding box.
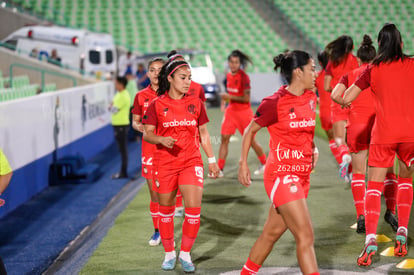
[357,34,376,63]
[273,50,311,84]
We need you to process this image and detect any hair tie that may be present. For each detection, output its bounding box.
[169,54,184,61]
[168,64,189,77]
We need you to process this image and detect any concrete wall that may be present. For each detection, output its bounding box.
[0,47,95,90]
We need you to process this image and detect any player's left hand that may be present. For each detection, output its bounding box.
[207,163,220,179]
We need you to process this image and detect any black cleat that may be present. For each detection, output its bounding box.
[384,209,398,232]
[356,215,366,234]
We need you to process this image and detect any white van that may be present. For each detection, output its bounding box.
[2,26,117,76]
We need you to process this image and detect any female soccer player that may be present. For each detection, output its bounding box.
[143,60,220,272]
[315,51,340,162]
[331,35,398,234]
[324,35,359,180]
[239,50,319,275]
[132,57,165,246]
[219,49,266,176]
[341,23,414,266]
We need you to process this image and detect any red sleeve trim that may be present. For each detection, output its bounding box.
[338,74,349,88]
[354,65,371,90]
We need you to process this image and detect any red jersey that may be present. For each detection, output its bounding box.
[354,58,414,144]
[142,93,209,168]
[339,64,375,123]
[187,81,206,102]
[326,53,359,89]
[254,86,317,178]
[226,69,251,111]
[131,85,157,158]
[315,70,331,113]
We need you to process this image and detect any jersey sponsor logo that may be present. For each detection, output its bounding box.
[162,119,197,128]
[227,87,239,93]
[289,118,315,128]
[142,156,153,165]
[195,166,203,178]
[144,102,149,108]
[282,174,300,185]
[276,142,305,161]
[187,104,196,114]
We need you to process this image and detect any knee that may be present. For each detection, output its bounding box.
[261,227,286,243]
[294,227,315,248]
[221,135,230,145]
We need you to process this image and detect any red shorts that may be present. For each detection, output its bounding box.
[331,101,349,124]
[368,143,414,168]
[152,165,204,194]
[141,141,155,179]
[264,173,310,208]
[347,123,373,153]
[319,108,332,131]
[221,107,253,135]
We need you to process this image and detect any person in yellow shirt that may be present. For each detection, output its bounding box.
[0,148,12,274]
[109,76,131,179]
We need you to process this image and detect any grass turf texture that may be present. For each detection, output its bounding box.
[81,106,414,274]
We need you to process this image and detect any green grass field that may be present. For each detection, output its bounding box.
[81,106,414,274]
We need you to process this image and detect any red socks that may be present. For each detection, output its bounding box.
[241,258,261,275]
[351,174,366,217]
[181,207,201,252]
[176,190,183,208]
[338,144,350,163]
[329,140,341,164]
[149,200,159,230]
[257,154,266,165]
[218,159,225,170]
[384,173,398,214]
[397,177,413,229]
[159,205,175,252]
[365,181,384,235]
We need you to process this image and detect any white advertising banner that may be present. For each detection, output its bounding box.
[0,81,114,170]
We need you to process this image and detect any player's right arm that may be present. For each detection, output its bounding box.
[132,114,144,132]
[143,124,177,149]
[238,120,262,187]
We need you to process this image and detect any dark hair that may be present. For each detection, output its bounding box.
[148,57,165,69]
[273,50,311,84]
[317,50,329,70]
[116,76,127,88]
[157,60,189,96]
[372,23,409,65]
[357,34,376,63]
[228,49,253,68]
[167,49,184,61]
[325,35,354,66]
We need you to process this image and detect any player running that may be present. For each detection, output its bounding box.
[324,35,359,181]
[331,35,398,234]
[219,49,266,176]
[239,50,319,275]
[131,57,165,246]
[341,23,414,266]
[142,60,220,272]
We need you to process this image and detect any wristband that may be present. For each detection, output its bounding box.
[313,147,319,154]
[208,157,216,164]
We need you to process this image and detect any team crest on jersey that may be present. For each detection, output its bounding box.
[309,100,316,112]
[187,104,196,114]
[289,107,296,119]
[195,166,203,179]
[163,107,169,116]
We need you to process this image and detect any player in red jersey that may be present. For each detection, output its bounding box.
[331,35,398,234]
[239,51,319,275]
[315,51,340,162]
[143,60,220,272]
[219,50,267,177]
[167,50,207,216]
[324,35,359,181]
[341,23,414,266]
[131,57,165,246]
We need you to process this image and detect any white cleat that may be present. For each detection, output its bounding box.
[253,165,265,175]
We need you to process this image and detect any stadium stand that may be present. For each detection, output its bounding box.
[10,0,289,72]
[273,0,414,53]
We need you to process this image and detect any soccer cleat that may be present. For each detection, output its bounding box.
[148,231,161,246]
[253,165,265,175]
[175,207,184,217]
[356,215,366,234]
[161,257,176,270]
[384,210,398,232]
[218,170,224,178]
[357,238,377,266]
[179,257,195,273]
[394,229,408,257]
[339,161,350,181]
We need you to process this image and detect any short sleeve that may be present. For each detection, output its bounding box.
[198,101,209,125]
[242,73,251,90]
[338,74,349,88]
[199,86,206,102]
[131,93,141,116]
[354,65,371,91]
[254,96,279,127]
[142,100,157,126]
[325,61,332,76]
[0,150,12,175]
